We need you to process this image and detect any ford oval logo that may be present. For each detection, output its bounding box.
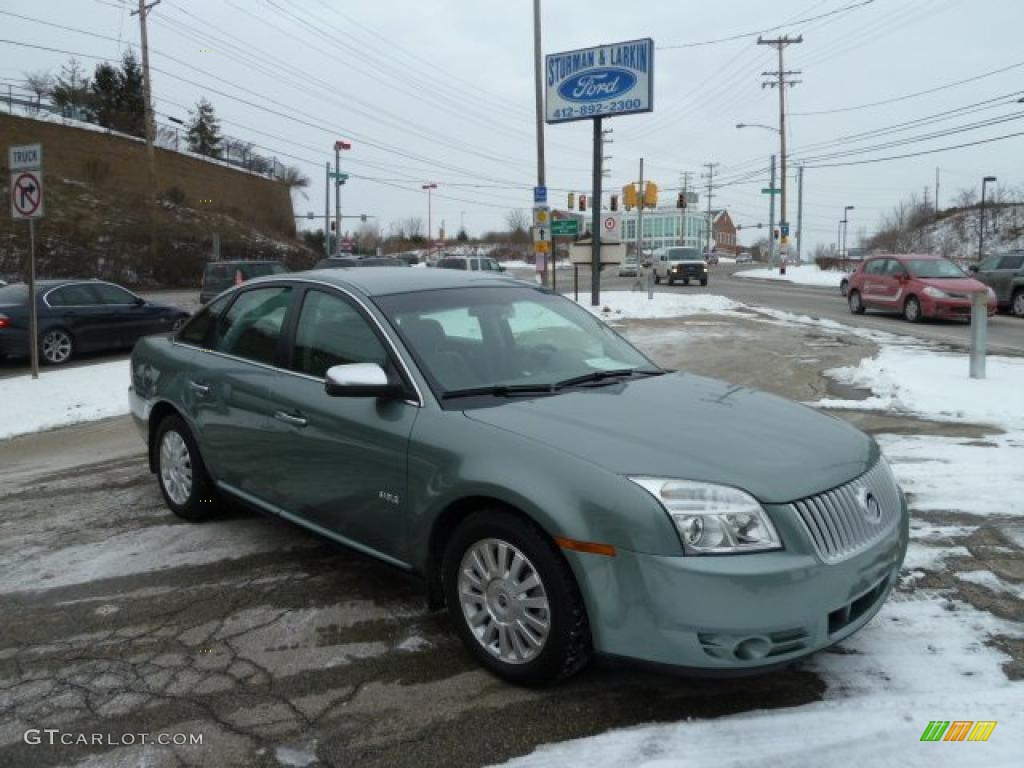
[557,68,637,103]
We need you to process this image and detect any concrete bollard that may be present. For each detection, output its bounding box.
[969,291,988,379]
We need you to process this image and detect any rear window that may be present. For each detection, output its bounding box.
[0,283,29,304]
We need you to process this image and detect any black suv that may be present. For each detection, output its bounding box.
[200,260,286,304]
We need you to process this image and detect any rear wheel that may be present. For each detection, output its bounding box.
[848,290,865,315]
[840,278,849,297]
[442,510,591,686]
[683,278,690,286]
[40,328,74,365]
[667,275,675,286]
[700,278,708,287]
[903,295,922,323]
[1012,289,1024,318]
[154,415,215,522]
[654,273,661,285]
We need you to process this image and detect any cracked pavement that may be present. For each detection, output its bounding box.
[1,310,1021,767]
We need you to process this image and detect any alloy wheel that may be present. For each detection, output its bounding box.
[159,430,193,506]
[458,538,551,665]
[1013,291,1024,318]
[905,297,921,322]
[41,329,72,364]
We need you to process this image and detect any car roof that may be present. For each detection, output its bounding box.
[871,254,942,261]
[261,267,526,297]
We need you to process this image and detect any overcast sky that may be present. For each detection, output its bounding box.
[2,0,1022,250]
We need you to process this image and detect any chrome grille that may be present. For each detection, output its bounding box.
[790,460,901,564]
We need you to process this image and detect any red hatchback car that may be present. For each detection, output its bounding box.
[847,254,997,322]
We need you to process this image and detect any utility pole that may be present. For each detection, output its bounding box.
[796,165,804,263]
[638,158,651,299]
[758,35,802,267]
[324,162,330,259]
[132,0,161,262]
[935,167,941,219]
[422,183,437,262]
[702,162,718,256]
[768,154,776,264]
[532,0,548,288]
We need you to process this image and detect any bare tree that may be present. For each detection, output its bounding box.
[505,208,529,234]
[356,221,382,253]
[277,165,310,191]
[23,70,53,113]
[402,217,424,239]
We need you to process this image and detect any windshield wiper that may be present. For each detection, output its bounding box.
[442,383,556,400]
[554,369,663,389]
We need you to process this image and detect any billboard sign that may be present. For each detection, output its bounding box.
[545,39,654,124]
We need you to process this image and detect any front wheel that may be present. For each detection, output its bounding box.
[442,510,591,686]
[154,415,216,522]
[848,290,865,315]
[840,279,849,297]
[40,328,74,365]
[904,295,922,323]
[700,279,708,286]
[1012,289,1024,318]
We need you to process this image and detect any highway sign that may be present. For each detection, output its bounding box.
[545,39,654,124]
[550,219,578,237]
[534,186,547,204]
[9,144,42,171]
[11,170,44,219]
[761,187,781,195]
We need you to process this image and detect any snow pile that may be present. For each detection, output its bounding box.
[577,291,744,321]
[0,360,130,440]
[736,263,847,288]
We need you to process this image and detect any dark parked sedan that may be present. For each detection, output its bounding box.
[0,279,191,365]
[130,269,907,685]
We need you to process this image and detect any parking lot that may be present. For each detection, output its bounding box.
[2,295,1021,767]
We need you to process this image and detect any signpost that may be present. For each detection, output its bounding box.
[9,143,43,379]
[545,38,654,305]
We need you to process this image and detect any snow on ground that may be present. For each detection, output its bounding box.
[736,263,847,288]
[578,290,745,321]
[0,360,130,440]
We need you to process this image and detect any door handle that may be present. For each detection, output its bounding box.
[188,380,210,396]
[274,410,308,428]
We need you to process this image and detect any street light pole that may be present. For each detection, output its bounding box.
[842,205,854,271]
[979,175,997,261]
[334,140,351,254]
[422,183,437,261]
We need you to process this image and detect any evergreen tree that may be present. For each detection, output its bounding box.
[89,62,120,129]
[116,50,146,137]
[50,58,91,119]
[186,98,223,158]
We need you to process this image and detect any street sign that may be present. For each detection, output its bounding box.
[545,38,654,124]
[550,219,578,237]
[533,186,547,204]
[9,144,42,171]
[11,170,44,220]
[761,187,781,195]
[780,222,790,236]
[601,213,621,241]
[532,206,551,227]
[533,226,549,243]
[534,240,551,253]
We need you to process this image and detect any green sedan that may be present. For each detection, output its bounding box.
[129,268,908,685]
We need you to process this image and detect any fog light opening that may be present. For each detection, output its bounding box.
[734,637,771,661]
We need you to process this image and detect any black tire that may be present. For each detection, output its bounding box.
[903,295,922,323]
[667,276,675,286]
[683,278,690,286]
[1012,289,1024,319]
[700,279,708,286]
[654,273,661,285]
[840,279,849,297]
[154,414,216,522]
[39,327,74,365]
[442,509,591,686]
[848,289,865,315]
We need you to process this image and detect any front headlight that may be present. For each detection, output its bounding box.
[922,286,948,298]
[629,477,782,554]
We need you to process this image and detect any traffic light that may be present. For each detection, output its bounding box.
[610,194,619,211]
[773,228,780,241]
[676,192,686,209]
[643,182,658,208]
[568,191,575,210]
[330,221,336,231]
[360,214,368,222]
[622,183,637,210]
[579,194,587,212]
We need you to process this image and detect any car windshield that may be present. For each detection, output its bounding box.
[0,283,29,305]
[905,259,965,279]
[375,286,661,399]
[665,248,702,261]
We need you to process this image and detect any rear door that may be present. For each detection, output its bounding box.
[860,259,889,308]
[43,283,110,352]
[263,286,418,563]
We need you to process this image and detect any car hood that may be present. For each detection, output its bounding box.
[915,276,990,294]
[465,372,874,504]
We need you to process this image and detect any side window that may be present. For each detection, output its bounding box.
[292,290,387,378]
[469,259,480,271]
[977,255,1001,271]
[206,264,229,282]
[92,283,138,304]
[410,307,482,341]
[998,254,1024,270]
[47,284,100,306]
[212,286,292,366]
[177,295,232,347]
[885,260,905,277]
[864,260,885,276]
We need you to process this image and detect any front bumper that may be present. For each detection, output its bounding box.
[922,296,997,319]
[567,495,909,670]
[670,266,708,280]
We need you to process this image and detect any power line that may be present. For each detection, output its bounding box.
[801,129,1024,168]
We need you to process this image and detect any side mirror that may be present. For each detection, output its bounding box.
[968,264,979,272]
[325,363,404,399]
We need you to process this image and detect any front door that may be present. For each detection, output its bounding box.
[263,287,417,564]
